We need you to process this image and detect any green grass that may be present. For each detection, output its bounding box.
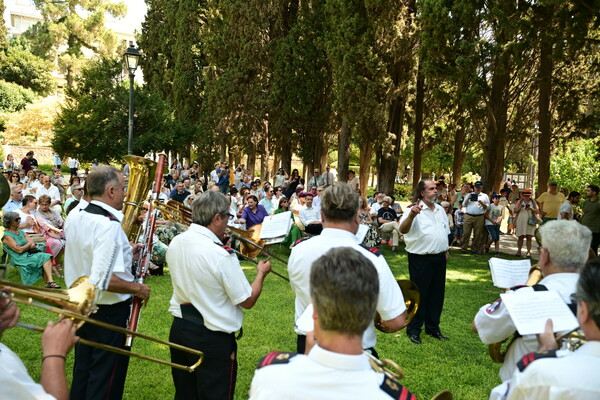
[2,244,511,400]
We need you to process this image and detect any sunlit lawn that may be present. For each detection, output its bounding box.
[2,243,516,400]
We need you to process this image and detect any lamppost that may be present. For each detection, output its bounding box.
[124,44,141,155]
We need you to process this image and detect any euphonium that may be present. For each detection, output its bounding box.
[121,155,158,242]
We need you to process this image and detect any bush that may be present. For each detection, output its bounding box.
[0,80,36,112]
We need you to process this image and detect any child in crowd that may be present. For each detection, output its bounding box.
[484,194,503,256]
[452,207,464,246]
[441,201,454,245]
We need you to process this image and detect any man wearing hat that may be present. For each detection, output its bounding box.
[537,182,566,224]
[307,169,323,188]
[461,181,490,254]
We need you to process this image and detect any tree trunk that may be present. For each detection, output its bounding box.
[219,136,227,164]
[272,151,280,178]
[451,115,466,185]
[537,6,553,195]
[247,145,256,177]
[337,117,351,183]
[281,133,292,173]
[482,51,510,194]
[359,140,372,195]
[261,126,270,182]
[412,68,424,188]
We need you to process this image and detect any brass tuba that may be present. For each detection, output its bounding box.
[121,155,158,242]
[375,279,420,331]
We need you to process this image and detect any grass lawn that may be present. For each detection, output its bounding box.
[2,243,510,400]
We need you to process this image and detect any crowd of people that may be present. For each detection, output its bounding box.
[1,155,599,400]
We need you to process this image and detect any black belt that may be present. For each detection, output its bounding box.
[466,213,484,216]
[180,304,243,340]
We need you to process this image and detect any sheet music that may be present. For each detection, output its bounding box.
[259,211,292,239]
[488,257,531,288]
[500,291,578,336]
[355,224,370,243]
[295,303,314,334]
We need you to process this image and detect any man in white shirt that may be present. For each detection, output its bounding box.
[557,191,581,221]
[498,258,600,400]
[36,176,62,212]
[64,166,150,400]
[258,186,277,214]
[461,180,490,254]
[67,158,79,178]
[0,293,78,400]
[167,191,271,400]
[289,183,406,355]
[300,193,323,235]
[250,248,416,400]
[400,180,451,344]
[348,170,359,191]
[321,166,335,187]
[473,220,591,382]
[369,192,385,219]
[210,162,220,184]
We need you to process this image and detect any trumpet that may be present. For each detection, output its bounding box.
[0,278,204,372]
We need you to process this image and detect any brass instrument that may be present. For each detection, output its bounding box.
[122,155,158,242]
[0,278,204,372]
[231,247,290,282]
[229,225,265,259]
[365,351,404,380]
[153,199,192,225]
[375,279,420,331]
[0,172,11,208]
[556,327,587,352]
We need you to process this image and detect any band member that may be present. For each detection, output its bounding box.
[1,290,79,400]
[166,191,271,400]
[473,220,592,381]
[64,166,151,400]
[400,180,451,344]
[250,248,416,400]
[288,183,406,355]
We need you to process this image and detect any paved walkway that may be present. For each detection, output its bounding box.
[450,232,540,260]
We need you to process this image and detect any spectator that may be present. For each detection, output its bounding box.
[15,195,39,234]
[485,195,503,256]
[53,153,62,170]
[441,201,454,245]
[274,197,302,248]
[513,189,539,258]
[36,176,62,212]
[347,170,359,191]
[452,207,465,246]
[557,191,580,221]
[216,163,230,194]
[35,195,66,268]
[322,165,335,186]
[581,184,599,256]
[65,176,81,199]
[300,193,323,235]
[64,184,83,212]
[8,172,21,189]
[378,196,401,254]
[67,157,79,178]
[284,169,301,198]
[23,170,41,196]
[273,167,288,188]
[537,182,566,223]
[20,151,34,173]
[2,212,57,287]
[169,182,191,204]
[259,186,277,215]
[4,153,15,172]
[461,181,490,254]
[2,186,23,214]
[209,162,219,184]
[358,197,382,247]
[240,195,269,230]
[307,168,323,188]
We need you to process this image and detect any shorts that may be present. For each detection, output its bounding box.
[486,225,500,241]
[454,225,463,237]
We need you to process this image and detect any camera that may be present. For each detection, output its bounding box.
[470,193,478,201]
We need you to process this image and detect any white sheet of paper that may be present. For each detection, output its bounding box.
[259,211,292,239]
[355,224,370,243]
[488,257,531,288]
[294,303,314,335]
[500,290,578,336]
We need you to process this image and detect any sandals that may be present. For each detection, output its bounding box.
[45,281,61,289]
[52,266,62,278]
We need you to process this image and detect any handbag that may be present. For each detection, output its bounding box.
[26,247,42,254]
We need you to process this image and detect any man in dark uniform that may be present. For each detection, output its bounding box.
[166,191,271,400]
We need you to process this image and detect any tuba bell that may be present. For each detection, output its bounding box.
[121,155,158,242]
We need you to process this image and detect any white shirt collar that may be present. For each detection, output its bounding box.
[320,228,357,239]
[189,223,222,244]
[308,344,371,371]
[90,200,124,222]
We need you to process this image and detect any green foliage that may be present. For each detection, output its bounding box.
[52,58,176,162]
[0,80,36,112]
[550,138,600,193]
[0,0,8,52]
[0,39,56,95]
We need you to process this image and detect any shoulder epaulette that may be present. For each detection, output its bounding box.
[221,245,234,254]
[517,350,557,372]
[360,244,382,257]
[531,284,548,292]
[486,298,502,314]
[293,237,311,247]
[256,351,299,369]
[509,284,528,291]
[380,377,417,399]
[83,203,119,222]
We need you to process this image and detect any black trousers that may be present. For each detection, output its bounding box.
[170,317,237,400]
[304,223,323,235]
[71,300,131,400]
[406,252,447,336]
[591,232,600,256]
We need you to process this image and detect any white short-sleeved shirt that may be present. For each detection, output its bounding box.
[486,204,504,226]
[64,200,134,305]
[462,191,490,215]
[399,201,450,255]
[501,341,600,400]
[287,228,405,349]
[370,202,382,215]
[299,206,321,226]
[557,200,574,221]
[249,345,410,400]
[0,343,56,400]
[474,272,578,381]
[35,185,61,204]
[167,224,252,333]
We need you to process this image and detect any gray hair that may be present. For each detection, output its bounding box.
[3,211,19,229]
[191,191,229,226]
[320,183,359,222]
[86,166,121,199]
[540,220,592,272]
[576,258,600,328]
[383,196,392,204]
[411,180,430,203]
[310,247,379,335]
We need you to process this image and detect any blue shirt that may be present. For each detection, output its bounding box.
[2,199,22,214]
[216,169,229,185]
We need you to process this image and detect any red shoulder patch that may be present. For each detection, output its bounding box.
[360,244,382,257]
[220,245,234,254]
[517,350,557,372]
[293,237,311,247]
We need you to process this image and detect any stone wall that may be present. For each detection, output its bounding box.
[2,145,64,166]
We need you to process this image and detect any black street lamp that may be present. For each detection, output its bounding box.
[124,44,141,155]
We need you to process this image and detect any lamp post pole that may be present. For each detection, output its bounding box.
[124,45,141,155]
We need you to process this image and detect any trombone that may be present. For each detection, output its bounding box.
[0,278,204,373]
